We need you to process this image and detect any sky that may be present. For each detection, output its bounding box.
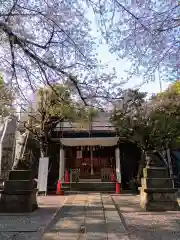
[88,9,171,97]
[96,43,171,96]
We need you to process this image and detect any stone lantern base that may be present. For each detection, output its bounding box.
[0,170,38,213]
[140,167,179,211]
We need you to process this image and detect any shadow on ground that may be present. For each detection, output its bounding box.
[43,203,120,235]
[113,194,180,240]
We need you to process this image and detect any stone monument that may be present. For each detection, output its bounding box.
[0,170,38,212]
[0,117,39,213]
[140,151,179,211]
[12,130,29,170]
[0,115,17,180]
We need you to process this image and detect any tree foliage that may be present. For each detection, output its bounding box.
[22,83,99,156]
[111,81,180,151]
[23,84,77,156]
[91,0,179,82]
[35,84,75,121]
[151,81,180,148]
[111,89,149,149]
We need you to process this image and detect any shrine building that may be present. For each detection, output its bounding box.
[47,112,141,192]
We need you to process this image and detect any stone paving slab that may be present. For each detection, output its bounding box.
[85,193,107,240]
[42,193,133,240]
[102,194,129,240]
[111,194,141,213]
[42,194,87,240]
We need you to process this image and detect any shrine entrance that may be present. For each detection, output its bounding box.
[61,137,119,181]
[75,146,115,179]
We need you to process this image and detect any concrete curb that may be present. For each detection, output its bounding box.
[38,195,68,237]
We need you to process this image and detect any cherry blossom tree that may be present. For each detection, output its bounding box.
[0,74,14,117]
[89,0,179,82]
[0,0,118,108]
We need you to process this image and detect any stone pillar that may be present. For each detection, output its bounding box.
[115,147,121,184]
[59,147,65,182]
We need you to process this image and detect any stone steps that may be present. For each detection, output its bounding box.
[79,178,101,182]
[61,182,116,193]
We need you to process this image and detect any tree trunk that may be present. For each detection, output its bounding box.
[40,141,45,158]
[137,148,146,184]
[166,144,173,186]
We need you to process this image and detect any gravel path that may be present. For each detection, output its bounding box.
[124,211,180,240]
[112,194,180,240]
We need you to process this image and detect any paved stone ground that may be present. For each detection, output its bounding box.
[42,193,87,239]
[42,193,128,240]
[102,194,129,240]
[112,194,180,240]
[0,195,67,240]
[1,193,180,239]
